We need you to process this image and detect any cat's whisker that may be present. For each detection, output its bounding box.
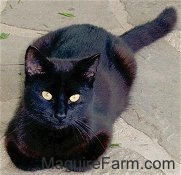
[73,121,89,144]
[73,123,85,143]
[71,123,82,144]
[74,121,87,143]
[76,120,106,150]
[75,120,97,146]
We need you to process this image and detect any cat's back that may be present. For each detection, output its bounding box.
[34,24,112,59]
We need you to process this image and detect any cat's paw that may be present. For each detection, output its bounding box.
[6,140,44,171]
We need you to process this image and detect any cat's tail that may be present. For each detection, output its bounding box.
[120,7,177,53]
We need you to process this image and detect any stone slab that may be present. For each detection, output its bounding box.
[122,0,181,30]
[1,0,122,31]
[122,40,180,162]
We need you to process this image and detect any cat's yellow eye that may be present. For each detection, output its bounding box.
[42,91,52,101]
[69,94,80,103]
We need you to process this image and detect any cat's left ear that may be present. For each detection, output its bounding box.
[25,46,53,77]
[77,54,100,79]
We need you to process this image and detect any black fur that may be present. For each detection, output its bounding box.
[5,8,176,172]
[121,8,177,52]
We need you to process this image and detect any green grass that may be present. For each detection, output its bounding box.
[110,143,120,148]
[58,12,75,17]
[0,33,10,40]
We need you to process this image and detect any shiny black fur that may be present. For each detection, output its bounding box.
[5,8,176,172]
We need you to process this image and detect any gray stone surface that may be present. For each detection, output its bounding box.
[0,0,180,175]
[122,40,180,162]
[122,0,181,30]
[1,35,35,64]
[0,66,23,137]
[1,0,121,31]
[0,65,24,101]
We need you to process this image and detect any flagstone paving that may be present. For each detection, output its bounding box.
[0,0,180,174]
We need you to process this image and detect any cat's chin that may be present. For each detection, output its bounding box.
[42,121,70,131]
[46,124,69,130]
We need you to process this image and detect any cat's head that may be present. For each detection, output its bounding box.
[24,46,100,129]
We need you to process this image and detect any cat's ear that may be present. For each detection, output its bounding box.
[77,54,100,79]
[25,46,53,76]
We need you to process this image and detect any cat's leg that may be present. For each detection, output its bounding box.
[63,132,110,172]
[5,140,45,171]
[86,132,110,160]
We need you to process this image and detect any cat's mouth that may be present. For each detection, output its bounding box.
[36,113,94,142]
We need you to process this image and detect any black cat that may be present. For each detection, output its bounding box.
[5,8,176,172]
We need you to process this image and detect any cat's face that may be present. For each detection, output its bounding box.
[24,46,100,129]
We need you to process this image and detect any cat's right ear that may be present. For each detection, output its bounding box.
[25,46,53,77]
[76,54,100,80]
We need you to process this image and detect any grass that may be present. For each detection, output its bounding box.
[0,33,10,40]
[58,12,75,18]
[110,143,120,148]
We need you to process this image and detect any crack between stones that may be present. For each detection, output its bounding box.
[121,117,180,165]
[1,22,50,33]
[108,0,133,31]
